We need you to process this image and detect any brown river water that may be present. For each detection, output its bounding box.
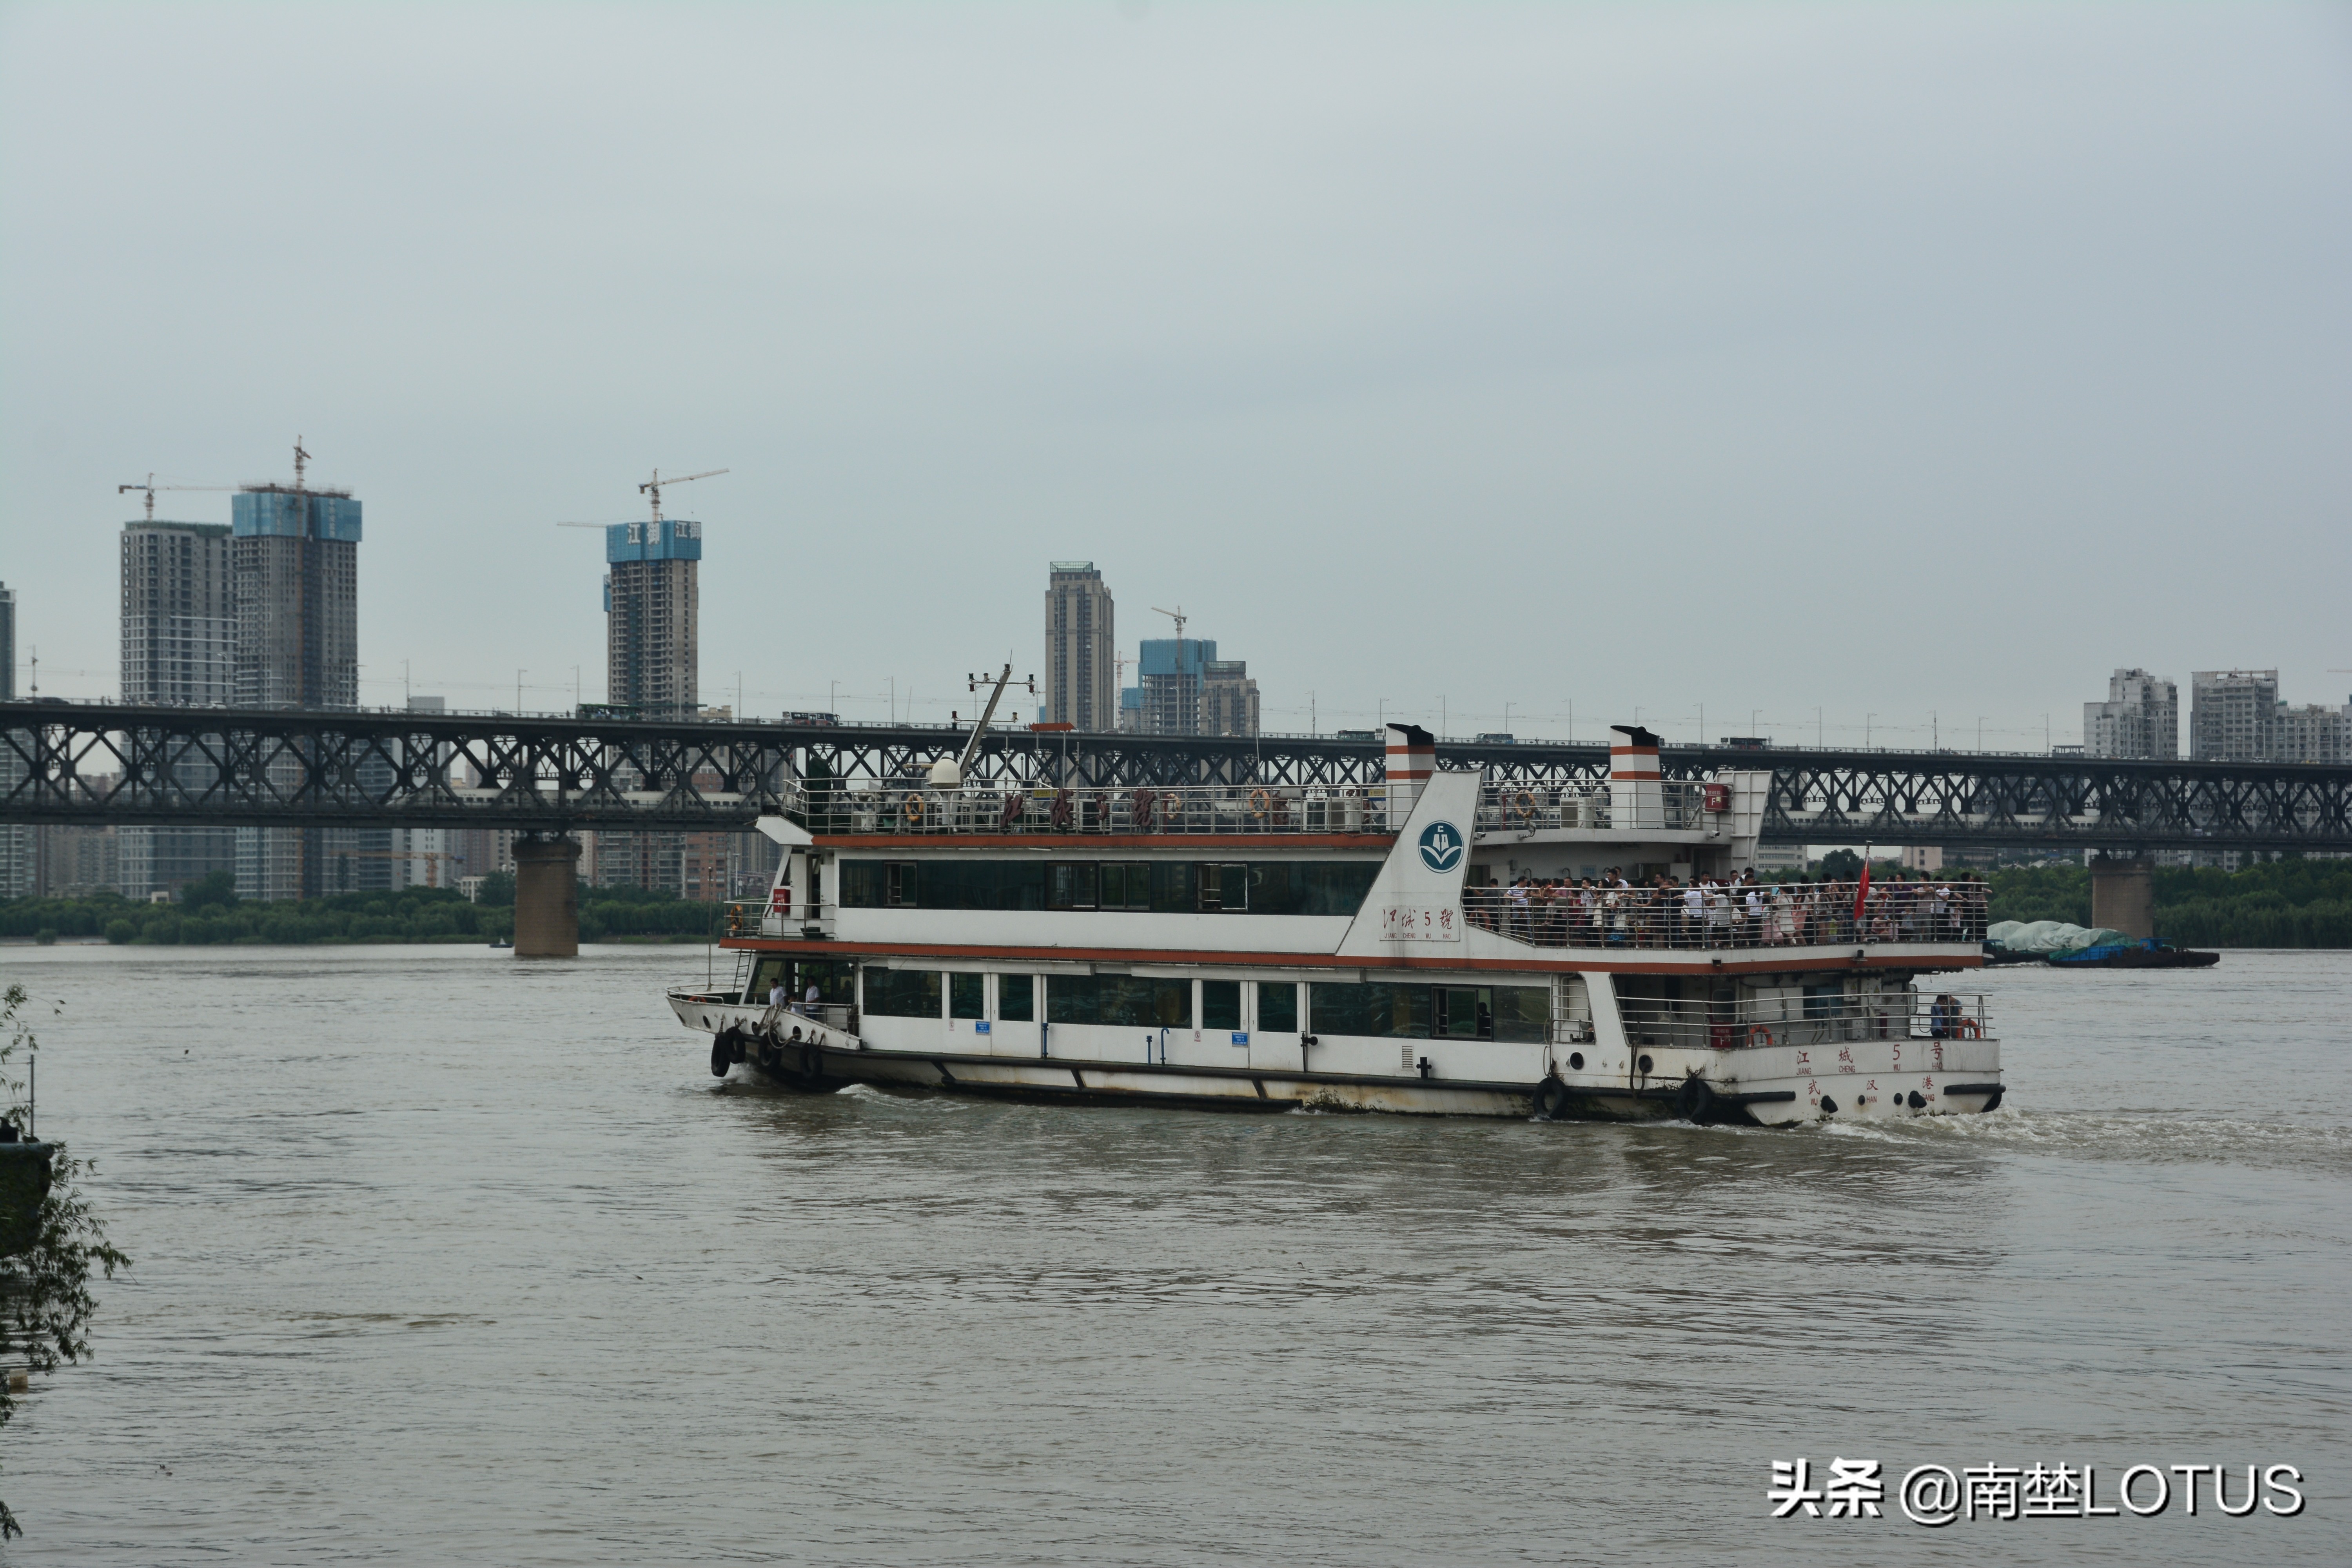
[0,944,2345,1565]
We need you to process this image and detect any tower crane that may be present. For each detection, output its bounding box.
[556,467,731,540]
[641,467,728,525]
[1152,605,1187,641]
[118,474,236,523]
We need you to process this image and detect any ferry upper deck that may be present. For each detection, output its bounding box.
[723,726,1984,979]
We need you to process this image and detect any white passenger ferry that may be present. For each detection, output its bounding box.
[668,722,2002,1125]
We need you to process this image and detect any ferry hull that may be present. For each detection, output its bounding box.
[673,995,1999,1126]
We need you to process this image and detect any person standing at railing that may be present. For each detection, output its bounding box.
[769,976,788,1009]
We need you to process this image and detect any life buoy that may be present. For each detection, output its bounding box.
[902,793,926,824]
[1747,1024,1772,1047]
[1957,1018,1982,1039]
[1250,788,1274,818]
[1514,789,1538,822]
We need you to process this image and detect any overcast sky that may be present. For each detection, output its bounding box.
[3,2,2347,747]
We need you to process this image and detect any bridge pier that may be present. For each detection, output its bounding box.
[2090,854,2156,939]
[512,835,581,957]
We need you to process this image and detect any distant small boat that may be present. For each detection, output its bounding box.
[488,938,514,949]
[2046,938,2218,969]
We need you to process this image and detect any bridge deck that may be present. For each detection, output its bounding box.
[4,701,2347,849]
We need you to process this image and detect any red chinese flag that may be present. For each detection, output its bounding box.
[1852,855,1871,923]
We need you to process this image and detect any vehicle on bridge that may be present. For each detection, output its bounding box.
[664,722,2002,1126]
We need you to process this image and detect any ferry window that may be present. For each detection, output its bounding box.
[864,967,942,1018]
[920,861,977,909]
[996,861,1046,911]
[1201,980,1241,1032]
[1256,981,1298,1033]
[1197,864,1249,912]
[885,862,918,908]
[1303,862,1381,916]
[1048,862,1098,910]
[1492,986,1550,1044]
[1103,976,1191,1029]
[1047,974,1190,1028]
[1435,987,1490,1039]
[795,960,857,1007]
[998,973,1035,1022]
[949,972,985,1020]
[1802,982,1842,1020]
[840,861,886,909]
[1150,862,1194,912]
[1100,863,1151,910]
[1247,863,1303,914]
[1309,982,1431,1040]
[1240,862,1379,915]
[746,956,790,1005]
[1046,973,1097,1025]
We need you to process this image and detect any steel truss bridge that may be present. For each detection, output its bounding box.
[4,701,2349,852]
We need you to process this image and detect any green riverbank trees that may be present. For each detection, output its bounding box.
[1,874,728,947]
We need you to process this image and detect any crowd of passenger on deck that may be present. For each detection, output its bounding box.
[1461,870,1990,948]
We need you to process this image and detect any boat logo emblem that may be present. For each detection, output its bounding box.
[1417,821,1465,873]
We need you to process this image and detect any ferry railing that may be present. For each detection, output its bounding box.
[1476,781,1711,834]
[791,782,1394,836]
[1464,881,1990,951]
[1616,993,1991,1051]
[722,897,833,937]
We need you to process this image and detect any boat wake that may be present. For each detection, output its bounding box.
[1817,1104,2352,1174]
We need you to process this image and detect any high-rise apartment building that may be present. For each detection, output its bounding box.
[230,453,366,900]
[2190,670,2279,761]
[2275,700,2351,765]
[232,483,362,709]
[604,518,699,716]
[1044,563,1114,730]
[2083,668,2178,760]
[1199,659,1261,737]
[119,520,239,895]
[1138,637,1213,736]
[123,522,236,706]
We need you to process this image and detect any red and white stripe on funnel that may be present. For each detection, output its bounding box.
[1609,723,1665,823]
[1385,723,1435,817]
[1609,724,1663,781]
